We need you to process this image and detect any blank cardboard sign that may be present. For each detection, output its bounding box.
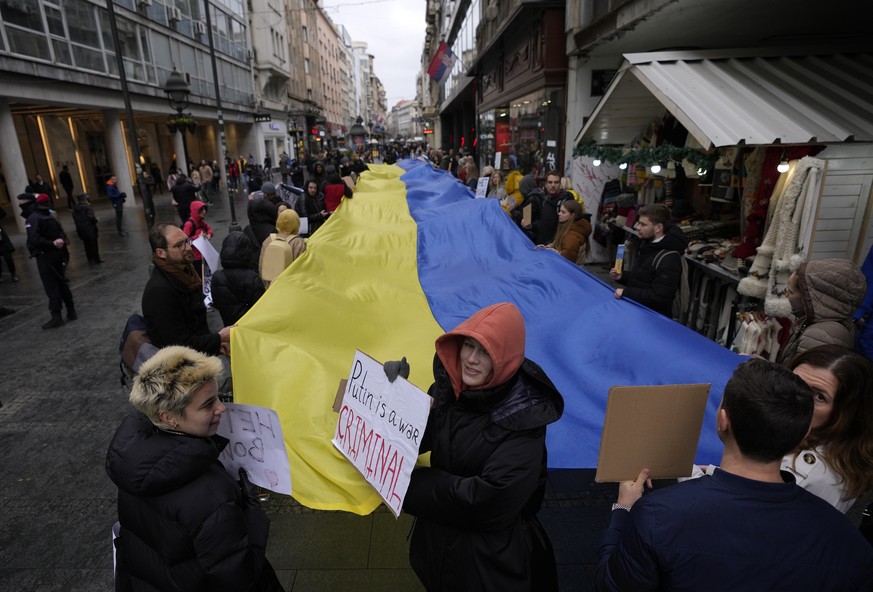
[595,384,711,483]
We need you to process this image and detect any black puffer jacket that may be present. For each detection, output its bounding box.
[618,224,688,317]
[294,191,327,237]
[211,232,265,325]
[106,412,283,592]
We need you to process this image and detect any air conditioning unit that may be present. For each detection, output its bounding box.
[167,6,182,23]
[193,21,206,36]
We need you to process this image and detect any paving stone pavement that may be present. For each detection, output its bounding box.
[0,188,687,591]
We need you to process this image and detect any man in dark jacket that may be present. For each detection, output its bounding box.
[59,165,75,209]
[611,203,688,317]
[72,193,102,263]
[142,223,230,355]
[528,172,572,245]
[105,175,128,236]
[597,359,873,591]
[171,174,201,225]
[20,193,76,329]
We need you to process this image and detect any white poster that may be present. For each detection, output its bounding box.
[193,235,220,306]
[217,403,292,495]
[332,351,431,517]
[494,151,502,171]
[475,176,490,198]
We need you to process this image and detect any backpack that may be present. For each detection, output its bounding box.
[261,233,296,285]
[118,313,159,387]
[653,250,690,322]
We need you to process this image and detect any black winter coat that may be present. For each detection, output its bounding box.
[533,190,571,246]
[243,200,278,267]
[402,356,563,592]
[211,232,265,325]
[106,412,283,592]
[72,203,99,239]
[618,224,688,317]
[294,191,327,237]
[142,265,221,355]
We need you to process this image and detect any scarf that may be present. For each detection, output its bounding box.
[153,255,202,291]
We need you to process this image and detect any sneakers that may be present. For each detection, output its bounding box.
[42,314,64,329]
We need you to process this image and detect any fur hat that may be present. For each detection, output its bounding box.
[129,346,223,426]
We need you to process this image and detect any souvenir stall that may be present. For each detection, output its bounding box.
[574,48,873,358]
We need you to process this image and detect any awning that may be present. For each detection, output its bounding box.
[575,48,873,149]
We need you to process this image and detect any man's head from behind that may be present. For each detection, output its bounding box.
[720,358,813,463]
[149,223,193,268]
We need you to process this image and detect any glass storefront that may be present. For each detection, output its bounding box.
[478,87,565,176]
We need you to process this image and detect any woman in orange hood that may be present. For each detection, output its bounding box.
[402,302,564,591]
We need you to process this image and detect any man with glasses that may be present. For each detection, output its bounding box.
[142,223,231,355]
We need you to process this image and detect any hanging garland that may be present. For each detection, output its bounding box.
[573,141,717,170]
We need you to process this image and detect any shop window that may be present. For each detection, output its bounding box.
[73,44,105,73]
[0,0,44,31]
[52,39,73,66]
[6,27,50,60]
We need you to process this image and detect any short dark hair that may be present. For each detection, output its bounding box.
[546,171,562,181]
[149,223,175,252]
[722,359,813,463]
[638,204,671,228]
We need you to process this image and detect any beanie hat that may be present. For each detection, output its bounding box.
[35,194,50,206]
[276,209,301,235]
[261,182,276,195]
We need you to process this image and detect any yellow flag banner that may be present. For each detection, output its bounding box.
[231,164,443,514]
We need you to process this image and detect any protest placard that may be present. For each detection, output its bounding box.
[332,351,431,517]
[475,176,490,198]
[193,235,220,306]
[595,384,710,482]
[217,403,291,495]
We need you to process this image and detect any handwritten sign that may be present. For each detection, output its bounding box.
[217,403,291,495]
[475,176,490,198]
[332,351,431,517]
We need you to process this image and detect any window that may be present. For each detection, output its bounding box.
[302,26,307,42]
[304,57,310,74]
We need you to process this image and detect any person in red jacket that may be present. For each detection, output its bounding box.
[182,200,214,265]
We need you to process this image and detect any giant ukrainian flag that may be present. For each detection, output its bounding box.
[232,159,742,515]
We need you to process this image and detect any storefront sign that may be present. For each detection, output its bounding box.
[254,112,272,122]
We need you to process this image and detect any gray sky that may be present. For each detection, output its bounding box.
[322,0,427,108]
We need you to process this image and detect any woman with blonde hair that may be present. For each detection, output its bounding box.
[106,346,284,591]
[488,169,506,200]
[543,198,591,263]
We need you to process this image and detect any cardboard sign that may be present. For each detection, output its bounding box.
[522,203,532,228]
[494,151,502,171]
[217,403,292,495]
[332,351,431,517]
[475,176,490,198]
[299,216,309,236]
[595,384,710,482]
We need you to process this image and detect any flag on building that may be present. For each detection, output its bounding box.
[427,41,457,84]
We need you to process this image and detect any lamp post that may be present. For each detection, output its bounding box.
[350,116,367,155]
[163,68,191,176]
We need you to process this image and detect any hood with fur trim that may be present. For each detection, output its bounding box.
[435,302,525,397]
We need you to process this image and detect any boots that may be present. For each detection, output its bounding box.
[67,307,78,321]
[42,313,64,329]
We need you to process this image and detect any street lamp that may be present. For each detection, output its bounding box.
[350,116,367,154]
[163,69,191,175]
